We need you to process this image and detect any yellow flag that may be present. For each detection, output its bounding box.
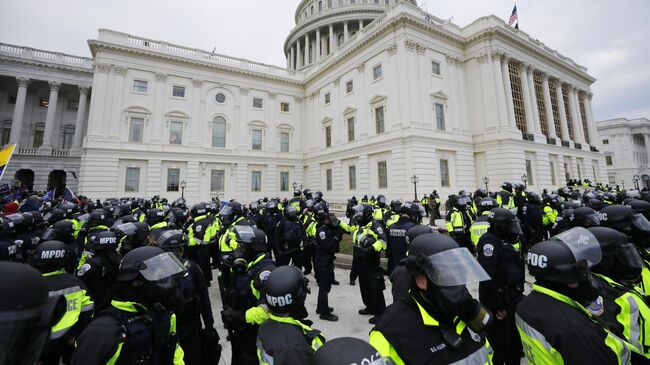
[0,144,16,181]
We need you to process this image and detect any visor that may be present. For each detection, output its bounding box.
[115,222,138,236]
[551,227,602,268]
[423,247,491,286]
[76,213,90,222]
[138,252,186,281]
[457,197,472,206]
[41,228,58,241]
[510,219,524,236]
[618,243,644,271]
[632,214,650,232]
[234,226,256,242]
[219,206,234,216]
[42,212,54,222]
[582,213,601,227]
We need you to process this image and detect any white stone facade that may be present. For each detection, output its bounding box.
[1,1,605,202]
[597,117,650,189]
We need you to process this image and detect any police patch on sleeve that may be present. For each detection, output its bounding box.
[259,270,271,282]
[77,263,91,276]
[376,227,384,235]
[587,296,604,317]
[483,244,494,257]
[319,231,326,240]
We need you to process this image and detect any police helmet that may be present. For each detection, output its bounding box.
[28,241,70,272]
[389,199,402,214]
[487,208,523,240]
[89,230,119,252]
[303,189,313,199]
[404,233,459,275]
[527,191,542,205]
[405,225,436,246]
[376,195,387,206]
[267,200,279,214]
[249,202,260,214]
[627,199,650,221]
[58,203,77,218]
[102,205,118,219]
[30,211,43,225]
[219,202,243,226]
[264,266,309,316]
[5,214,25,231]
[315,337,396,365]
[21,212,34,228]
[284,205,299,221]
[501,182,513,193]
[116,246,186,283]
[561,201,583,211]
[313,191,324,202]
[293,189,301,197]
[146,208,166,225]
[312,203,329,222]
[89,209,108,226]
[304,199,317,211]
[191,203,207,218]
[156,230,188,250]
[568,207,600,228]
[233,226,267,254]
[352,204,374,226]
[42,220,75,242]
[588,227,643,283]
[399,201,420,220]
[476,197,497,215]
[114,222,150,255]
[586,198,605,211]
[43,208,65,225]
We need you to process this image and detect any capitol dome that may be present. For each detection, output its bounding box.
[284,0,417,70]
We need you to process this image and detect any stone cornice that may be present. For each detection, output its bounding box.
[0,56,94,75]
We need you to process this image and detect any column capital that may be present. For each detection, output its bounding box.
[518,61,530,71]
[490,48,505,60]
[94,63,111,73]
[78,85,90,95]
[16,76,30,87]
[48,81,61,91]
[538,71,548,80]
[155,72,168,82]
[113,65,128,76]
[192,79,203,88]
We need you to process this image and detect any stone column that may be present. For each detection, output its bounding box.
[584,93,598,146]
[644,134,650,165]
[490,51,507,128]
[555,80,570,142]
[359,19,364,31]
[304,33,309,65]
[518,63,535,133]
[151,73,167,144]
[9,77,30,145]
[344,21,349,42]
[315,28,321,62]
[526,67,542,134]
[329,24,334,54]
[542,74,557,138]
[501,57,516,128]
[289,45,295,70]
[296,40,302,68]
[570,86,585,144]
[71,86,89,150]
[39,81,61,153]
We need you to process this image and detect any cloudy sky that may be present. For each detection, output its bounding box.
[1,0,648,121]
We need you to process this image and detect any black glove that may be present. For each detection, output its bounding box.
[221,308,245,327]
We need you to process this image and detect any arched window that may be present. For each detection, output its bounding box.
[212,116,226,148]
[318,1,322,11]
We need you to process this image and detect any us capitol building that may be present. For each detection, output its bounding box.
[0,0,604,203]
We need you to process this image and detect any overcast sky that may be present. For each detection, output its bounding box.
[1,0,648,121]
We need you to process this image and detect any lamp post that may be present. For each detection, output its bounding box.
[482,176,489,192]
[633,174,640,190]
[411,174,419,202]
[180,180,186,199]
[521,174,528,189]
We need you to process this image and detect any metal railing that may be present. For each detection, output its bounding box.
[51,149,70,157]
[561,140,571,148]
[546,137,556,145]
[16,148,38,156]
[522,132,535,141]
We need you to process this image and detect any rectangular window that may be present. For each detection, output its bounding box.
[280,171,290,192]
[125,167,140,192]
[508,61,526,132]
[212,120,226,148]
[32,130,43,148]
[377,161,388,189]
[169,121,183,144]
[251,171,262,192]
[325,126,332,147]
[38,97,48,108]
[68,100,79,111]
[603,139,609,145]
[324,92,331,104]
[564,163,571,183]
[550,161,557,185]
[435,103,445,130]
[578,97,590,144]
[252,129,263,150]
[280,102,290,112]
[346,80,354,94]
[133,79,148,93]
[253,97,263,109]
[347,117,355,141]
[210,170,225,192]
[7,94,16,104]
[326,169,333,190]
[605,155,613,166]
[129,117,144,143]
[549,80,563,139]
[431,61,441,75]
[172,85,185,98]
[61,129,74,150]
[440,159,450,187]
[349,165,357,190]
[533,73,550,136]
[525,159,535,186]
[373,64,383,80]
[166,168,180,192]
[375,106,385,134]
[1,127,10,146]
[280,132,290,152]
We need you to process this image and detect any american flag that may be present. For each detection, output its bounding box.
[508,5,519,28]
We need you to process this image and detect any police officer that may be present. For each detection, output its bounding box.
[146,208,169,241]
[370,233,493,364]
[445,194,474,252]
[469,197,497,250]
[289,189,304,211]
[476,207,524,365]
[388,224,436,303]
[315,337,396,365]
[257,266,324,364]
[314,209,350,321]
[386,201,417,275]
[220,226,276,365]
[274,205,306,267]
[29,241,94,365]
[431,190,442,221]
[517,191,544,251]
[373,195,391,225]
[542,194,560,238]
[261,200,283,255]
[77,230,121,314]
[517,228,632,364]
[114,221,150,255]
[156,230,218,365]
[41,219,79,272]
[186,203,216,285]
[71,246,186,365]
[587,227,650,360]
[0,261,65,365]
[351,204,388,324]
[496,182,514,209]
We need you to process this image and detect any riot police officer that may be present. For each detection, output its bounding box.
[156,230,218,365]
[0,261,65,365]
[496,182,514,209]
[386,201,417,274]
[29,241,94,365]
[114,221,150,255]
[77,230,121,314]
[261,200,283,254]
[370,233,493,364]
[41,220,79,272]
[274,205,306,266]
[517,191,544,251]
[445,194,474,252]
[186,203,216,284]
[351,204,387,324]
[476,207,524,365]
[257,266,324,364]
[372,195,391,225]
[517,228,632,363]
[469,197,497,249]
[388,224,436,303]
[146,208,169,241]
[220,226,276,365]
[71,246,186,365]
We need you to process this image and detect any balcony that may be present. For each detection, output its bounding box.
[561,140,570,148]
[574,143,582,150]
[546,137,556,145]
[16,148,73,157]
[522,132,535,142]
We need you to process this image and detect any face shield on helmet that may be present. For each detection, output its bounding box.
[551,227,602,269]
[575,211,601,228]
[136,252,186,282]
[40,227,58,241]
[114,222,138,237]
[632,213,650,232]
[419,247,491,287]
[615,243,644,283]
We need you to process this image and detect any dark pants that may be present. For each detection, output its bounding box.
[275,247,303,267]
[358,265,386,315]
[230,327,259,365]
[314,254,333,314]
[424,205,430,217]
[177,314,206,365]
[487,310,522,365]
[302,244,314,274]
[452,232,474,254]
[349,255,359,282]
[187,245,212,283]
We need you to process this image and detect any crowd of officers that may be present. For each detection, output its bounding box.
[4,181,650,364]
